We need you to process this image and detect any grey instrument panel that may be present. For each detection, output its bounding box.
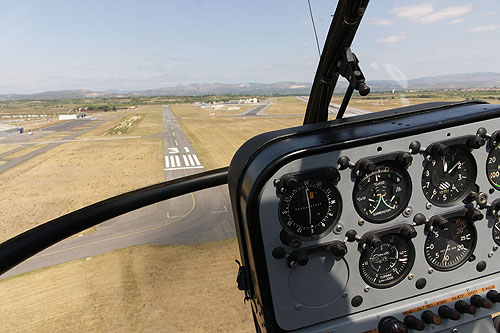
[257,118,500,331]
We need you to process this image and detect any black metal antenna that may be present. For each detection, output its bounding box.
[307,0,321,57]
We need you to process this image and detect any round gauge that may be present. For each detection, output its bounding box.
[279,179,342,239]
[487,145,500,190]
[359,233,415,288]
[493,218,500,246]
[421,145,477,206]
[424,216,476,271]
[353,162,412,223]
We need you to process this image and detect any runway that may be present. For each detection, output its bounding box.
[1,106,235,279]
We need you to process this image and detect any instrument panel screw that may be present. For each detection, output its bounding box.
[403,207,413,217]
[342,292,348,298]
[408,274,414,280]
[273,179,280,187]
[451,328,458,333]
[364,286,370,293]
[295,304,302,311]
[493,246,498,252]
[488,252,494,258]
[335,224,343,233]
[426,203,432,210]
[358,219,365,226]
[428,268,434,274]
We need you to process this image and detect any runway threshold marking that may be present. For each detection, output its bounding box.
[212,205,228,214]
[29,169,196,260]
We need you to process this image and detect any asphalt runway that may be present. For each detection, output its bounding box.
[1,106,235,279]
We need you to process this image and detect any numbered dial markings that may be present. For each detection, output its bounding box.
[424,217,476,271]
[279,179,342,239]
[353,163,412,223]
[493,218,500,246]
[359,233,415,289]
[487,145,500,190]
[421,145,477,206]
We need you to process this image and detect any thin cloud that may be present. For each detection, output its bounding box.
[376,35,406,43]
[470,24,500,32]
[391,3,472,24]
[448,18,465,25]
[367,17,393,26]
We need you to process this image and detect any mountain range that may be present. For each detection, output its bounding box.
[1,72,499,101]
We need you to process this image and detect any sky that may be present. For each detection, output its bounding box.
[0,0,499,94]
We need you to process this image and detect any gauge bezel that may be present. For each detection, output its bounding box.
[359,233,415,289]
[278,178,342,240]
[486,145,500,191]
[423,216,477,272]
[421,145,477,207]
[352,161,412,223]
[493,218,500,246]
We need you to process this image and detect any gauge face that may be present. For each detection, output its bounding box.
[487,145,500,190]
[421,145,477,206]
[493,218,500,246]
[359,233,415,289]
[279,179,342,239]
[424,216,476,271]
[353,162,412,223]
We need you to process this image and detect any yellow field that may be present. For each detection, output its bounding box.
[0,239,253,332]
[0,144,20,155]
[264,96,307,115]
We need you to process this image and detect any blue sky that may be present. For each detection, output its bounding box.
[0,0,499,93]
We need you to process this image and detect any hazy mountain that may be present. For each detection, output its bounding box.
[1,73,499,101]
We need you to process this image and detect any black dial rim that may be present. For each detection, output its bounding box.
[421,145,477,207]
[359,233,415,289]
[493,218,500,246]
[353,162,412,223]
[278,179,342,239]
[487,145,500,190]
[424,216,477,271]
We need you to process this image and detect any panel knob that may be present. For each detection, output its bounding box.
[378,316,408,333]
[404,315,425,331]
[455,300,476,314]
[471,295,493,309]
[421,310,442,325]
[438,305,461,320]
[487,290,500,303]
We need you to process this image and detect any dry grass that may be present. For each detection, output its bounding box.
[2,144,49,158]
[264,97,306,115]
[179,116,302,169]
[0,144,20,155]
[0,238,253,332]
[0,137,163,242]
[170,104,253,118]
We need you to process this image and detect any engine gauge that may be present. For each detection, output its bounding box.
[359,233,415,288]
[487,144,500,190]
[424,216,476,271]
[493,218,500,246]
[421,145,477,206]
[278,179,342,239]
[353,162,412,223]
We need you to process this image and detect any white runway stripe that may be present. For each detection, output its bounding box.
[182,155,189,166]
[165,156,170,168]
[164,166,204,171]
[187,154,195,166]
[184,147,190,153]
[193,154,201,166]
[175,155,180,167]
[170,156,176,167]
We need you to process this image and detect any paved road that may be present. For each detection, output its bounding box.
[1,106,235,279]
[0,115,121,174]
[238,102,272,116]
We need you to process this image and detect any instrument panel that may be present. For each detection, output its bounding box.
[228,101,500,332]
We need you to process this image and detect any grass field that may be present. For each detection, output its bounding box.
[0,238,253,332]
[264,96,307,115]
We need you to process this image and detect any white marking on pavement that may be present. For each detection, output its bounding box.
[172,132,175,136]
[168,147,179,154]
[182,155,189,166]
[175,155,180,166]
[193,154,201,166]
[187,154,195,166]
[164,166,204,171]
[170,156,176,167]
[165,156,170,168]
[184,147,189,153]
[174,139,178,146]
[167,211,184,219]
[212,205,228,214]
